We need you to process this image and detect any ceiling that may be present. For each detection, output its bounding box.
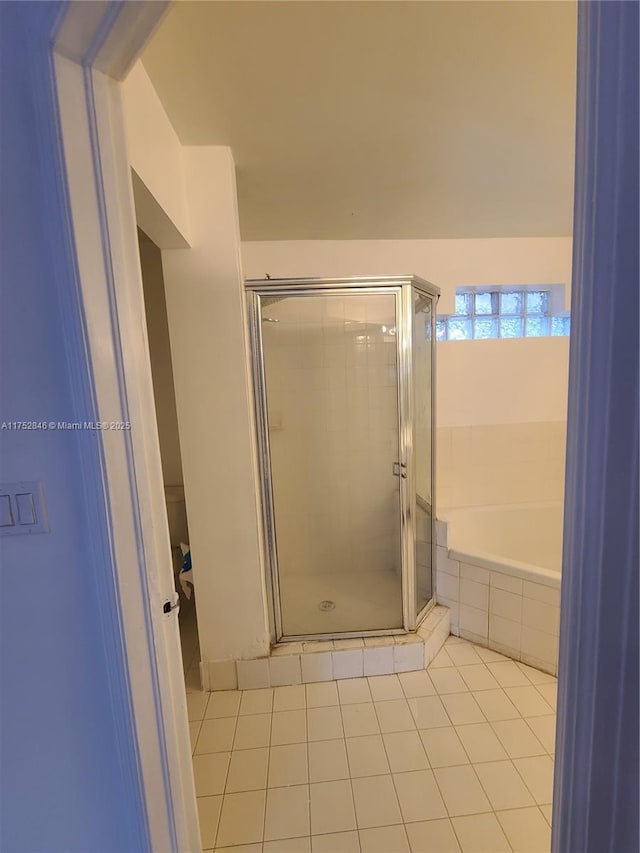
[142,1,577,242]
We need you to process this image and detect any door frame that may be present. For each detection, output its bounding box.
[245,276,439,642]
[51,3,199,851]
[45,2,633,850]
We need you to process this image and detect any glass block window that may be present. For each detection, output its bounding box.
[437,288,570,341]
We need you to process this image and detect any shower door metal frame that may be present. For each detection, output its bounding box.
[411,282,440,629]
[246,276,439,643]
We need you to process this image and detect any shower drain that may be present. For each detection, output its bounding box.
[318,600,336,612]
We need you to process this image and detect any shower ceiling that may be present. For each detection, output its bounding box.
[142,1,577,241]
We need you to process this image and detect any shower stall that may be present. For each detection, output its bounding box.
[246,276,439,642]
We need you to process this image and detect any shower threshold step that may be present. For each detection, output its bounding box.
[224,605,451,690]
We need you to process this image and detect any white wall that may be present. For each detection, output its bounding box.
[242,238,572,316]
[161,147,269,671]
[122,62,191,248]
[124,69,269,672]
[138,233,183,486]
[243,238,571,509]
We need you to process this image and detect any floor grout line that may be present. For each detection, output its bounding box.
[212,697,243,849]
[304,710,312,844]
[189,636,556,852]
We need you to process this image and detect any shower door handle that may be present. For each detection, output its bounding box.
[392,462,407,479]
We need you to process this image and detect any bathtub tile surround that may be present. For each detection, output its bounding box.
[435,520,560,675]
[459,603,489,641]
[209,607,451,691]
[189,636,556,852]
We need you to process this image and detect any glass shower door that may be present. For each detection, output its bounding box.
[259,289,404,636]
[412,288,435,617]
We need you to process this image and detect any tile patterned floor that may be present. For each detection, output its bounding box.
[186,637,557,853]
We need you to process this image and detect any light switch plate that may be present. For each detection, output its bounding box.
[0,482,49,536]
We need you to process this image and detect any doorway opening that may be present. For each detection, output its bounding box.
[137,229,200,689]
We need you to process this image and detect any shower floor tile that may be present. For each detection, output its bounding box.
[187,636,557,852]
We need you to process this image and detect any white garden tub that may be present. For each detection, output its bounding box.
[436,502,563,674]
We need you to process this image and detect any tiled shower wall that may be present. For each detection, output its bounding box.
[436,421,566,509]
